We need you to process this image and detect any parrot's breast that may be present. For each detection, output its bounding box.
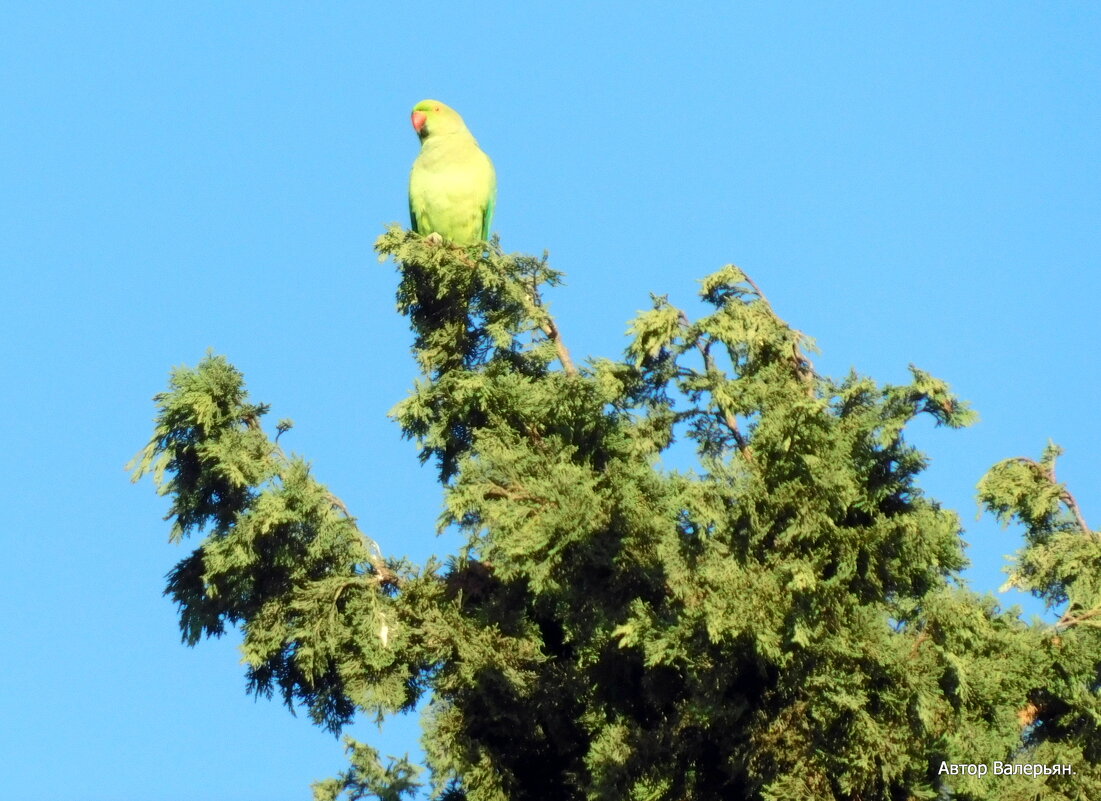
[409,134,496,245]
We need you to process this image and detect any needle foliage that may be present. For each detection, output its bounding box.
[132,228,1101,800]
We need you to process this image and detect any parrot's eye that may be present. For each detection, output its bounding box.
[434,105,440,112]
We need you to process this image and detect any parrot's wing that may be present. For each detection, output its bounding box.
[481,188,495,242]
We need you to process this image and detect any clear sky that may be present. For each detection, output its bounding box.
[1,3,1098,799]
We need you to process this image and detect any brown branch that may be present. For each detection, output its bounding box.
[1007,457,1094,538]
[741,270,815,389]
[1056,606,1101,630]
[518,258,578,377]
[679,311,752,460]
[484,481,548,505]
[525,423,545,448]
[538,314,578,376]
[1062,487,1094,539]
[791,336,815,383]
[741,273,769,305]
[907,629,930,660]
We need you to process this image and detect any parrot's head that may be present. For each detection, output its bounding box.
[411,100,469,142]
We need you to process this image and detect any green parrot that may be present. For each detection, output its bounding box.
[408,99,497,245]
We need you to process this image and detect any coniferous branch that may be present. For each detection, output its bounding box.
[244,413,400,587]
[134,237,1101,801]
[740,270,815,386]
[678,309,751,458]
[1002,456,1094,539]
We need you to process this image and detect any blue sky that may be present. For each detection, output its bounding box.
[1,3,1098,798]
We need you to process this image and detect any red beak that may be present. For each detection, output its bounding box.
[411,111,427,133]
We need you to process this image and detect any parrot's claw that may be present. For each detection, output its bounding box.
[425,232,444,247]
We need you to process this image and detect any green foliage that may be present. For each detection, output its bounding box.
[312,738,421,801]
[128,353,423,729]
[133,228,1101,800]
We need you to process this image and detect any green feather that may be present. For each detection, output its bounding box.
[408,100,497,246]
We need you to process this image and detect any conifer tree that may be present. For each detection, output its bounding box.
[131,229,1101,801]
